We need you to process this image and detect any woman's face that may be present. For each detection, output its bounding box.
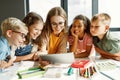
[50,16,65,35]
[29,21,44,40]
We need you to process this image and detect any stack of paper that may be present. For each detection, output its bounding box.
[43,67,62,78]
[96,60,117,71]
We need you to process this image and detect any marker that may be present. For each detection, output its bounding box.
[84,68,88,78]
[89,66,93,75]
[80,68,85,76]
[87,67,91,78]
[67,67,73,75]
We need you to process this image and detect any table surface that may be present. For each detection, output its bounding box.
[0,58,120,80]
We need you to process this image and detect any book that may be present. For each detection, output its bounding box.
[71,60,90,68]
[17,67,45,79]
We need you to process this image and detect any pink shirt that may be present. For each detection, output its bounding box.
[68,33,93,53]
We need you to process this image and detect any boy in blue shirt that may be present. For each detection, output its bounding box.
[0,17,28,68]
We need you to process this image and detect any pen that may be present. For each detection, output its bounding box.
[100,72,115,80]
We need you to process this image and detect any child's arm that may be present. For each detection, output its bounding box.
[70,28,78,53]
[113,52,120,61]
[0,58,14,68]
[6,58,14,67]
[70,36,78,53]
[74,45,92,58]
[15,52,35,62]
[95,46,117,60]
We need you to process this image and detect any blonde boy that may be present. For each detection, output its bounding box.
[90,13,120,61]
[0,17,28,69]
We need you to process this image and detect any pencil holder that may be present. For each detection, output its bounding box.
[79,66,97,78]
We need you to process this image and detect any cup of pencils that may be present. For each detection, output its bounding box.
[79,65,97,78]
[71,60,97,78]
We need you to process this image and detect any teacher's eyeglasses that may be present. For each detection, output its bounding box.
[51,21,65,27]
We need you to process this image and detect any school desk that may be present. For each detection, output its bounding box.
[0,58,120,80]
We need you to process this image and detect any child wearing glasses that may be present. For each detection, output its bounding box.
[0,17,28,69]
[39,7,68,54]
[90,13,120,60]
[15,12,45,61]
[68,14,93,58]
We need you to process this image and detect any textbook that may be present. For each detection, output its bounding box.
[17,67,45,79]
[71,60,90,68]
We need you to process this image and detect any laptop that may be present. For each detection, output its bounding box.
[40,52,75,64]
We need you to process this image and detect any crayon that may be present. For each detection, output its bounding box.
[84,68,88,78]
[79,68,85,76]
[90,66,93,76]
[87,67,91,78]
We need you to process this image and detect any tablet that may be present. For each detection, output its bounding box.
[40,52,75,64]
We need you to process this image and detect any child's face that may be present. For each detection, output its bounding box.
[50,16,65,35]
[71,19,85,35]
[9,29,28,47]
[90,20,107,37]
[29,21,44,40]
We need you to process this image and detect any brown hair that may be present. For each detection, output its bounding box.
[23,12,44,44]
[39,7,68,50]
[69,14,91,36]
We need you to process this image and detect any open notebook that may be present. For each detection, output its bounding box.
[40,52,75,64]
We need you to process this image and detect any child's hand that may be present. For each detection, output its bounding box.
[0,60,7,68]
[6,59,14,67]
[71,28,78,38]
[26,52,36,60]
[114,56,120,61]
[33,52,39,61]
[0,60,13,68]
[40,61,50,67]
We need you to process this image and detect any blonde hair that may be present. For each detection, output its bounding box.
[1,17,28,36]
[91,13,111,26]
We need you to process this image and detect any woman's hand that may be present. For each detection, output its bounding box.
[38,57,50,67]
